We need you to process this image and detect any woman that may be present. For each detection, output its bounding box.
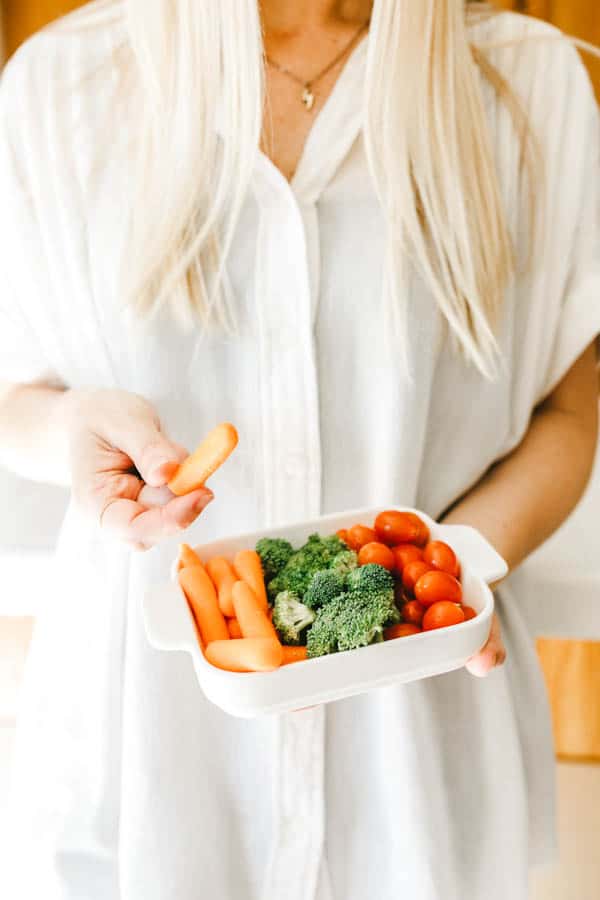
[1,1,598,898]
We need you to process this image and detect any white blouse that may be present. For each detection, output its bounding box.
[2,6,600,900]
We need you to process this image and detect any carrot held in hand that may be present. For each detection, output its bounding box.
[233,549,268,612]
[227,618,243,639]
[206,638,283,672]
[177,543,204,571]
[206,557,237,617]
[281,646,308,665]
[179,565,229,646]
[168,423,238,495]
[232,580,279,642]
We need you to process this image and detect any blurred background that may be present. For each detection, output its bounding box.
[0,3,599,899]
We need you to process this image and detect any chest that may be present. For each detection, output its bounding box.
[261,26,368,182]
[261,67,345,182]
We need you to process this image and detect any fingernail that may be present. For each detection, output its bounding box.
[152,458,178,477]
[193,494,213,513]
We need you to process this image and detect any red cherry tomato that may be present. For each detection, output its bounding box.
[461,605,477,621]
[402,560,432,592]
[374,511,429,547]
[402,599,425,626]
[358,542,396,570]
[422,601,465,631]
[412,515,431,547]
[384,623,422,640]
[345,524,378,551]
[423,541,460,578]
[392,543,423,574]
[414,570,462,607]
[336,528,349,544]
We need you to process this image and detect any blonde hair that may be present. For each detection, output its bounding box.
[118,1,574,376]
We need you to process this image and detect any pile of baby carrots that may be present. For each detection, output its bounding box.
[169,421,300,673]
[177,543,306,673]
[169,421,301,672]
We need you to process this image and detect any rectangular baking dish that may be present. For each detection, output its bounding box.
[143,506,507,718]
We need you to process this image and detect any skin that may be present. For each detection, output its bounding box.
[444,343,598,675]
[261,0,373,180]
[0,0,598,677]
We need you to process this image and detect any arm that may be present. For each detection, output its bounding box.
[0,382,74,486]
[442,342,599,674]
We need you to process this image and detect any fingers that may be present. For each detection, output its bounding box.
[122,429,188,488]
[98,398,188,487]
[100,487,214,548]
[465,613,507,678]
[137,483,177,507]
[76,390,189,489]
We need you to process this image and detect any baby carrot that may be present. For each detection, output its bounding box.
[281,646,308,665]
[179,566,229,646]
[233,549,268,612]
[177,543,204,571]
[227,618,243,639]
[205,638,283,673]
[232,581,279,642]
[206,557,237,617]
[168,423,238,495]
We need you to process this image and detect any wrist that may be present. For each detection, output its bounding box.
[439,507,513,584]
[50,387,88,485]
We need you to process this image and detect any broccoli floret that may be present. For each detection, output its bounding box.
[256,537,294,582]
[306,594,347,658]
[386,601,402,625]
[306,565,399,658]
[321,534,348,556]
[346,563,394,594]
[272,591,316,646]
[304,570,346,610]
[335,588,398,652]
[267,533,348,600]
[330,549,358,580]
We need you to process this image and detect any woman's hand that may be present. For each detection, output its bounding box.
[465,612,506,677]
[65,388,213,551]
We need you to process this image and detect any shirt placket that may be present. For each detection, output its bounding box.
[253,158,326,900]
[253,43,367,898]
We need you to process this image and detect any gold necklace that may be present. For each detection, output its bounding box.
[264,20,369,111]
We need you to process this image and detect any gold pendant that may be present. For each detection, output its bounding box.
[302,86,315,111]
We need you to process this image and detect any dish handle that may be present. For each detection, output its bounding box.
[143,582,198,654]
[440,524,508,585]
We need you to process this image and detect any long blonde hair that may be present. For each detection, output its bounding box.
[122,1,529,376]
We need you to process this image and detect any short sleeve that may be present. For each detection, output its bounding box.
[0,54,64,387]
[541,48,600,395]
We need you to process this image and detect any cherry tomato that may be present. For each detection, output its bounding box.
[358,541,396,570]
[392,543,423,574]
[336,528,349,544]
[384,623,422,640]
[402,599,425,626]
[374,511,429,547]
[345,524,378,551]
[402,560,432,592]
[423,541,460,578]
[422,601,465,631]
[412,516,431,547]
[461,605,477,621]
[414,570,462,607]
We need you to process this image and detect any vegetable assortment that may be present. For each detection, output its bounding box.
[177,510,477,674]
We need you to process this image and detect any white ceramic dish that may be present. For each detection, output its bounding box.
[143,506,507,718]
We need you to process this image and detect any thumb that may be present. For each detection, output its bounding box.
[121,422,188,488]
